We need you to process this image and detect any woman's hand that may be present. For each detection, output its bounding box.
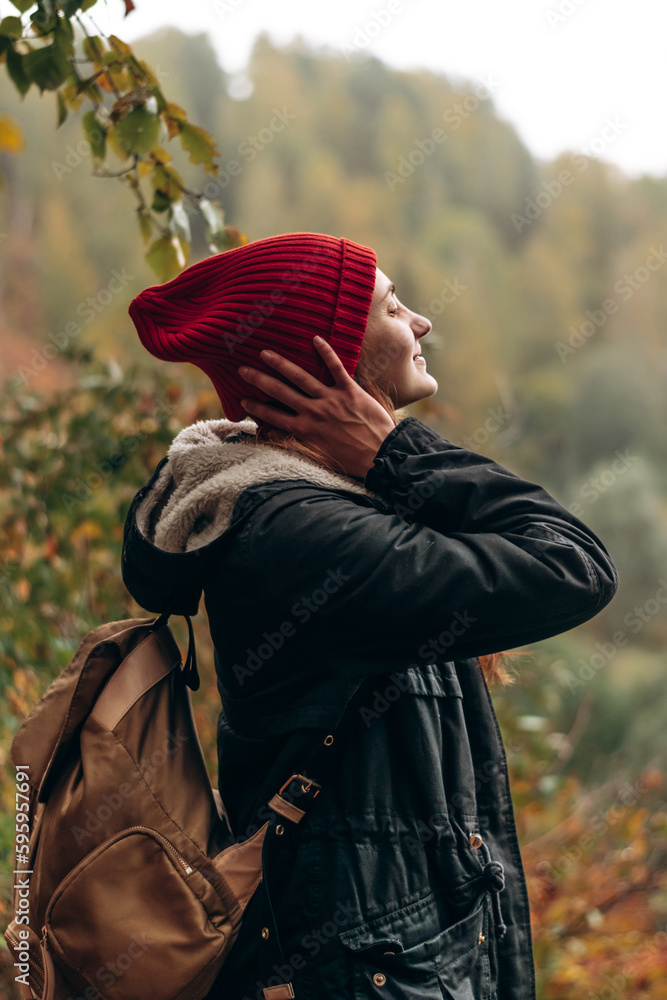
[237,336,396,479]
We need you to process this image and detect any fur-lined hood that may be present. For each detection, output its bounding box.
[133,417,388,555]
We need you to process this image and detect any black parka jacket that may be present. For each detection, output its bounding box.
[121,415,618,1000]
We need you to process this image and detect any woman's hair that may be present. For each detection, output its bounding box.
[256,350,517,686]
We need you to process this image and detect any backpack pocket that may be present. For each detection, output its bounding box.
[45,826,238,1000]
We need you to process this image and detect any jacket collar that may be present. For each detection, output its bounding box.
[135,418,387,554]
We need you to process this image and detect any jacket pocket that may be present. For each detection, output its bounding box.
[339,889,492,1000]
[392,662,462,699]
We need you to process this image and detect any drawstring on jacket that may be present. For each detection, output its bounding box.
[474,837,508,941]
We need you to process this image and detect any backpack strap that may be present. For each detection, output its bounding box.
[264,676,374,825]
[154,611,199,690]
[256,678,375,998]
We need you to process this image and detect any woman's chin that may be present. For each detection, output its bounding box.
[396,373,439,408]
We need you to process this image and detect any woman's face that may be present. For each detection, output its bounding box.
[358,268,438,408]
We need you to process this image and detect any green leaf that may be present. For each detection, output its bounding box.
[178,121,219,176]
[56,90,68,127]
[56,12,74,44]
[8,0,32,12]
[81,0,98,9]
[151,188,173,213]
[77,78,102,103]
[5,46,31,96]
[151,162,183,200]
[82,34,105,65]
[0,16,24,38]
[145,235,187,283]
[62,0,84,14]
[112,107,160,155]
[138,211,153,244]
[29,8,58,35]
[82,109,106,162]
[22,42,70,91]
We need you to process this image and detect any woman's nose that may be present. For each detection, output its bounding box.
[413,312,432,336]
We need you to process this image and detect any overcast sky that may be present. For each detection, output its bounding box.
[3,0,665,177]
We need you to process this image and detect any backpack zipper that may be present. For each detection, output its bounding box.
[5,925,45,991]
[49,825,194,905]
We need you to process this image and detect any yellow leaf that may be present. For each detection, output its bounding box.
[165,102,187,121]
[0,115,24,155]
[71,520,103,544]
[108,34,132,56]
[151,146,172,162]
[178,121,220,176]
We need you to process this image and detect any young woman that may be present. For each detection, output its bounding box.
[122,232,618,1000]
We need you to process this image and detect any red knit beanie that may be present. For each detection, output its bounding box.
[128,232,377,427]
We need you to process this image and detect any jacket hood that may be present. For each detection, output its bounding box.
[122,417,387,614]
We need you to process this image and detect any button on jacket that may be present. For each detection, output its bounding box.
[121,415,618,1000]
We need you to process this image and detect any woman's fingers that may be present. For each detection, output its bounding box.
[237,338,353,418]
[237,364,312,417]
[312,336,353,388]
[240,396,298,432]
[258,347,327,398]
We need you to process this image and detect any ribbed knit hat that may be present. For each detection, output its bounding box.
[128,232,377,426]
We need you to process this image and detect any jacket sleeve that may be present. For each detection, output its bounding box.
[244,416,618,674]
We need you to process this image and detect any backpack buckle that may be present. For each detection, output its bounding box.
[278,774,321,800]
[267,774,322,826]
